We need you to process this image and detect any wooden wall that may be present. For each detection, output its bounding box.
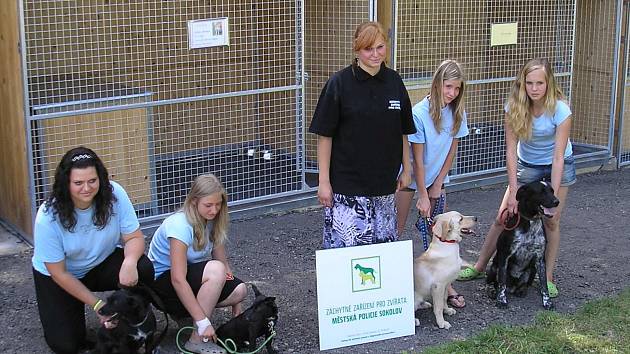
[571,0,618,148]
[24,0,298,157]
[0,0,31,237]
[623,86,630,150]
[39,108,153,206]
[304,1,370,164]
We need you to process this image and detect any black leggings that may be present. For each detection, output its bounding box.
[33,248,154,354]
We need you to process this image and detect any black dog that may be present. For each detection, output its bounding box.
[94,287,158,354]
[216,283,278,354]
[487,180,559,309]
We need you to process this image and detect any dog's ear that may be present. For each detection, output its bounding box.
[432,220,450,239]
[516,184,528,202]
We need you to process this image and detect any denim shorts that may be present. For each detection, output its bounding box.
[517,156,577,187]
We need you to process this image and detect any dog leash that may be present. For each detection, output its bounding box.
[176,326,276,354]
[500,208,520,231]
[415,193,446,251]
[119,282,170,353]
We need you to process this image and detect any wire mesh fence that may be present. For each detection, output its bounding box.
[24,0,304,220]
[19,0,623,225]
[571,0,620,159]
[394,0,576,176]
[303,0,373,178]
[621,3,630,167]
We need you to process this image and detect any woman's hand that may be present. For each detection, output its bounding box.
[318,181,333,208]
[416,195,431,218]
[201,325,217,343]
[196,318,217,342]
[506,188,518,215]
[94,301,118,328]
[118,259,139,287]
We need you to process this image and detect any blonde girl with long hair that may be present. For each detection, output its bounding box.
[149,174,247,353]
[395,59,470,308]
[458,59,575,299]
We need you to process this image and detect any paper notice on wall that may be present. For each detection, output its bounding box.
[188,18,230,49]
[490,22,518,46]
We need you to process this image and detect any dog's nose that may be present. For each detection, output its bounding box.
[552,199,559,207]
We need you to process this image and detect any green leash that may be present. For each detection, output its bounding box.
[176,326,276,354]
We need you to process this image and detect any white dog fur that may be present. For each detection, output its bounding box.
[413,211,476,329]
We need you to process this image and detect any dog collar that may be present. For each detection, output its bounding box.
[437,237,457,244]
[130,311,151,328]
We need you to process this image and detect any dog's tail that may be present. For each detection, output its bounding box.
[247,281,263,298]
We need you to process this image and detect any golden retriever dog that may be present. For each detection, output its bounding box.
[413,211,477,329]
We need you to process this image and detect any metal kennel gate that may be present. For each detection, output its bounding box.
[620,0,630,167]
[391,0,619,180]
[18,0,623,232]
[392,0,576,179]
[22,0,306,226]
[303,0,374,183]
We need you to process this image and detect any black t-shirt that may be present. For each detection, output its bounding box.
[309,62,416,196]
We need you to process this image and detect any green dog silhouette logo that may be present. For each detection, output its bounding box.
[354,264,376,285]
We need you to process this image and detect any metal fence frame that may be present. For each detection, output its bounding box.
[619,0,630,167]
[20,0,309,229]
[16,1,625,232]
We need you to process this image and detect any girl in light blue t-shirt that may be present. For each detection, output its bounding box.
[459,59,575,299]
[395,59,469,309]
[148,174,246,353]
[31,146,154,354]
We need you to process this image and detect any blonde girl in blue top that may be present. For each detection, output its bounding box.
[458,59,575,299]
[149,174,246,353]
[395,59,469,308]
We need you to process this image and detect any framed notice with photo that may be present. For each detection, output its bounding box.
[315,240,415,351]
[187,17,230,49]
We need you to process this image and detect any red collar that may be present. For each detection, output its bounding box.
[437,237,457,244]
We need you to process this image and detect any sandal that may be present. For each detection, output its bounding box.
[457,266,486,281]
[447,294,466,308]
[547,281,559,298]
[184,339,227,354]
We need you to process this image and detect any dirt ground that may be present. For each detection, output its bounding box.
[1,168,629,354]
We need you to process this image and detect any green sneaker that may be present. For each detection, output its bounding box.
[547,281,559,298]
[457,266,486,281]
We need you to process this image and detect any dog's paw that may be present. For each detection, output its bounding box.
[444,307,456,316]
[417,301,432,309]
[437,320,452,329]
[543,300,554,310]
[496,300,508,309]
[415,318,420,327]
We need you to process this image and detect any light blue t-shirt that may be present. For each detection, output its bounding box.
[508,100,572,165]
[148,211,214,278]
[408,97,469,189]
[32,181,140,278]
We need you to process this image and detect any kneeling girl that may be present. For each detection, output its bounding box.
[149,174,247,350]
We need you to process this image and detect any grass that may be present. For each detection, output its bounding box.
[411,288,630,354]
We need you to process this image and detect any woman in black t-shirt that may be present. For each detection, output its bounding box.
[309,21,416,249]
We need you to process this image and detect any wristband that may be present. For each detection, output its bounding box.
[92,299,103,312]
[195,317,211,336]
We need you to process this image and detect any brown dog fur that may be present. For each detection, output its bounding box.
[413,211,476,329]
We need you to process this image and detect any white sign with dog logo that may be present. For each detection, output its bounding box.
[315,240,415,350]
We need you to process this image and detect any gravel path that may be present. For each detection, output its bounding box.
[1,168,629,353]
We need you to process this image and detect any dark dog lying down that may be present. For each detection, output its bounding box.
[216,283,278,354]
[94,287,158,354]
[487,180,559,309]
